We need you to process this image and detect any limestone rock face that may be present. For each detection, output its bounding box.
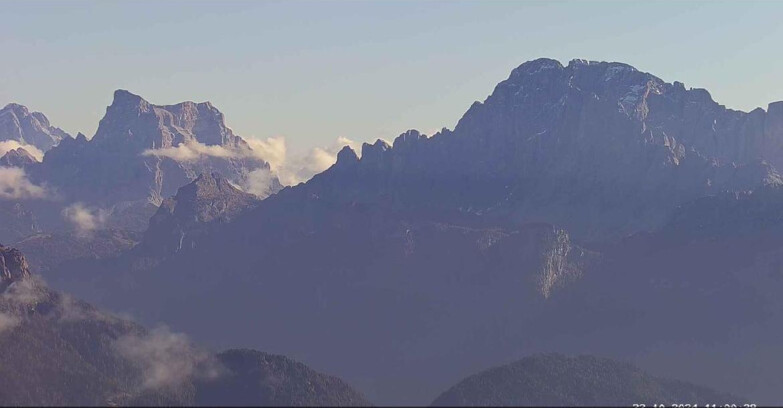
[295,58,783,239]
[92,90,248,151]
[0,148,38,167]
[0,245,31,289]
[0,103,69,152]
[139,172,259,256]
[29,91,280,233]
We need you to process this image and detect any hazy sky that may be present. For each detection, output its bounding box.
[2,1,783,154]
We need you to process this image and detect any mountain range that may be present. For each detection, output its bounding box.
[3,58,783,405]
[0,90,280,242]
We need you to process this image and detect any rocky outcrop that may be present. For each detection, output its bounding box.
[0,148,38,167]
[0,103,69,152]
[139,172,259,256]
[522,225,590,298]
[0,245,31,290]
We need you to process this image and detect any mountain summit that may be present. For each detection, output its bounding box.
[26,91,280,232]
[93,90,249,151]
[139,172,259,256]
[296,58,783,239]
[0,103,69,152]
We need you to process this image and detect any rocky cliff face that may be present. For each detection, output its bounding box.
[297,59,783,239]
[91,90,248,152]
[0,245,31,290]
[28,91,280,232]
[0,103,69,152]
[139,172,258,256]
[0,148,38,167]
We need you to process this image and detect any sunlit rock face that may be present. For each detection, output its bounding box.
[0,103,69,152]
[27,90,280,232]
[289,58,783,240]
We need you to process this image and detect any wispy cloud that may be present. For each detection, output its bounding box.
[114,326,222,390]
[245,136,286,171]
[143,136,364,195]
[61,202,107,234]
[1,275,46,306]
[0,167,47,199]
[240,136,361,196]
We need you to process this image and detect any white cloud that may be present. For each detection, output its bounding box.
[0,140,44,162]
[114,326,222,390]
[277,137,362,186]
[142,141,241,162]
[0,167,48,199]
[241,167,277,198]
[61,202,108,234]
[143,136,365,194]
[1,275,46,306]
[245,136,286,171]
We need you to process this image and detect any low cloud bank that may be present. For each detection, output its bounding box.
[143,136,365,196]
[142,141,251,162]
[0,167,48,199]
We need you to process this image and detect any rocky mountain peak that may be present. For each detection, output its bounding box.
[93,89,243,150]
[360,139,391,168]
[0,245,31,289]
[391,129,428,152]
[3,103,30,116]
[335,145,359,166]
[180,172,247,202]
[110,89,150,111]
[295,58,783,240]
[510,57,564,77]
[0,147,38,167]
[139,172,258,256]
[0,102,69,151]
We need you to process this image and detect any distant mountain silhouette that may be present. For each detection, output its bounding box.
[431,354,737,406]
[0,103,69,152]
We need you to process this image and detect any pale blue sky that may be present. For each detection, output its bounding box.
[2,1,782,154]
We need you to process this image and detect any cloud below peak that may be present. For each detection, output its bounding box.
[0,167,48,199]
[0,141,45,162]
